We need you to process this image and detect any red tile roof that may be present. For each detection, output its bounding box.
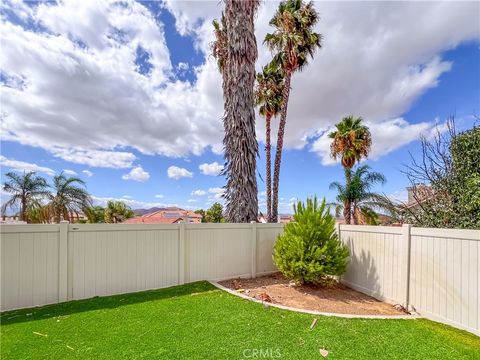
[123,209,202,224]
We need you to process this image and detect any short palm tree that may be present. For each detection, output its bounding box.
[255,62,284,222]
[85,206,106,223]
[264,0,322,222]
[49,172,92,223]
[2,171,50,222]
[104,201,134,223]
[329,116,372,223]
[213,0,260,222]
[329,165,386,225]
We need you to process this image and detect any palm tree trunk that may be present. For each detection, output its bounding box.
[344,167,352,224]
[223,0,259,223]
[265,114,272,222]
[352,205,358,225]
[21,196,27,222]
[271,71,292,223]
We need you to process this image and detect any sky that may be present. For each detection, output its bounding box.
[0,0,479,214]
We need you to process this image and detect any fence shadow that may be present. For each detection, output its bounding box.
[1,281,216,325]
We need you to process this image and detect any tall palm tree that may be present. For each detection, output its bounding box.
[213,0,260,222]
[49,172,92,223]
[329,115,372,224]
[264,0,322,222]
[329,165,386,225]
[255,62,284,222]
[2,171,50,222]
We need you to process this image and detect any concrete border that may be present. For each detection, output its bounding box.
[210,281,421,320]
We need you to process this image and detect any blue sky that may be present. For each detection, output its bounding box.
[1,1,479,213]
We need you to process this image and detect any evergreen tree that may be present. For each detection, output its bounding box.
[273,197,349,284]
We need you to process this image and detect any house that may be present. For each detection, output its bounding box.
[124,208,202,224]
[406,184,434,208]
[0,215,27,224]
[257,214,293,223]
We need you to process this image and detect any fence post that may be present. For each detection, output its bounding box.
[178,221,186,285]
[58,221,69,302]
[251,221,257,278]
[336,223,341,242]
[403,223,412,310]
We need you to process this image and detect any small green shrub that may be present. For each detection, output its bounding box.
[273,197,349,284]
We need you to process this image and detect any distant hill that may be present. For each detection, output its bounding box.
[133,206,185,216]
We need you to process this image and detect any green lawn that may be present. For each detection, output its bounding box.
[1,282,479,359]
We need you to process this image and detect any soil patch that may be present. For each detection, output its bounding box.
[218,273,406,316]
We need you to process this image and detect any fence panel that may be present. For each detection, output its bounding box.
[2,222,478,335]
[340,225,408,305]
[1,225,60,310]
[256,224,284,275]
[339,225,480,336]
[68,224,180,300]
[409,228,479,335]
[185,224,253,282]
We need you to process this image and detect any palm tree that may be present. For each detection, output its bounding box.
[329,165,386,225]
[85,206,106,223]
[25,206,52,224]
[104,201,134,223]
[49,172,92,223]
[329,116,372,224]
[213,0,260,222]
[255,62,284,222]
[2,171,50,222]
[264,0,322,222]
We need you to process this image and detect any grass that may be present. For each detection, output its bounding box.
[1,282,479,359]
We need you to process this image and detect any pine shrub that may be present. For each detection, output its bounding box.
[273,197,349,284]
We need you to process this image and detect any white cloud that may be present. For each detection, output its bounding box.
[63,169,77,175]
[208,187,223,194]
[122,165,150,182]
[82,170,93,177]
[0,1,223,166]
[1,0,478,169]
[177,62,189,71]
[50,149,136,169]
[154,194,164,199]
[0,155,55,176]
[199,161,223,176]
[187,199,197,203]
[387,189,409,203]
[163,0,479,155]
[208,187,224,200]
[191,189,207,196]
[122,195,132,199]
[167,166,193,179]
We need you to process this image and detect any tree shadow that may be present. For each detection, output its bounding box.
[1,281,216,325]
[342,237,380,299]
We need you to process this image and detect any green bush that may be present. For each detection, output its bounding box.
[273,197,349,284]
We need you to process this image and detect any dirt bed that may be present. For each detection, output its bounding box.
[218,273,406,316]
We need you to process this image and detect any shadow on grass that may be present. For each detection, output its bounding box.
[1,281,216,325]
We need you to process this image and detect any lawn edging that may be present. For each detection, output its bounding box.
[210,281,421,320]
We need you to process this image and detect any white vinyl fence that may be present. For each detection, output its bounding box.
[1,222,478,336]
[340,224,480,336]
[0,222,283,311]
